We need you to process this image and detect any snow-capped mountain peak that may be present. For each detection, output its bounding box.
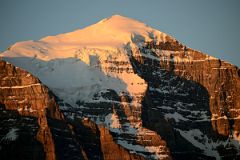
[41,14,168,48]
[1,15,171,61]
[1,15,240,159]
[1,15,151,105]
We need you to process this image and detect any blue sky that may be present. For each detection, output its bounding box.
[0,0,239,66]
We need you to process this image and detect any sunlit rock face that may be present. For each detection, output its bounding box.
[0,60,59,160]
[138,43,240,138]
[129,42,240,159]
[1,15,240,159]
[0,60,62,119]
[0,59,144,160]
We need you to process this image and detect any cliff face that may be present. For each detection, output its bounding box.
[73,118,145,160]
[139,43,240,137]
[129,41,240,159]
[0,60,61,160]
[0,109,45,160]
[1,46,240,159]
[0,59,154,160]
[99,125,145,160]
[1,44,240,159]
[171,52,240,137]
[0,60,62,119]
[0,60,86,160]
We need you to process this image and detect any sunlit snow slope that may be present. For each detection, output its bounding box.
[1,15,170,105]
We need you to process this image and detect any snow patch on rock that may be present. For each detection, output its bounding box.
[1,128,19,142]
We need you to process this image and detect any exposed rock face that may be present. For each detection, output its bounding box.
[171,54,240,137]
[0,60,62,119]
[46,118,86,160]
[138,42,240,137]
[0,60,85,160]
[0,60,60,160]
[37,113,57,160]
[73,118,103,159]
[0,109,45,160]
[129,41,240,159]
[1,15,240,159]
[73,118,145,160]
[0,59,158,160]
[0,60,86,160]
[99,125,145,160]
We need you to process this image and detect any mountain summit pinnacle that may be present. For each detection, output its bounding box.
[39,15,168,49]
[3,15,171,60]
[98,14,145,25]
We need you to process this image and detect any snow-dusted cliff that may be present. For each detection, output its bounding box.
[1,15,240,160]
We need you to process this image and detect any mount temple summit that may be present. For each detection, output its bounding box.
[0,15,240,160]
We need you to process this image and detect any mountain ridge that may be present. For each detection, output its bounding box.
[0,15,240,160]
